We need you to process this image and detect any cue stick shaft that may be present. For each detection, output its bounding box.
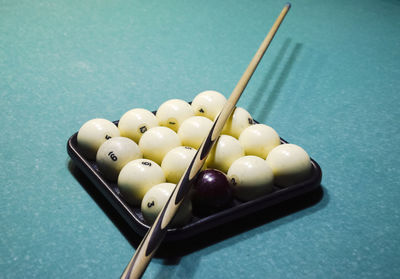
[121,4,291,279]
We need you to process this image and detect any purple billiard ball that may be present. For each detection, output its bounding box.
[191,169,233,216]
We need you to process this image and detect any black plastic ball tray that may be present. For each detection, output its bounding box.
[67,119,322,242]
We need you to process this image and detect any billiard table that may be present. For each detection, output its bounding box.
[1,0,399,278]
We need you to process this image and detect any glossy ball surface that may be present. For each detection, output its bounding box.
[191,169,232,216]
[239,124,281,159]
[117,159,166,206]
[266,144,312,187]
[77,118,120,160]
[118,108,159,143]
[161,146,197,184]
[191,90,227,120]
[141,183,192,227]
[156,99,194,132]
[227,156,274,201]
[96,137,142,181]
[177,116,213,149]
[138,126,181,165]
[206,135,245,173]
[221,107,254,138]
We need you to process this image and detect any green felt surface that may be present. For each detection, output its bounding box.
[1,0,400,278]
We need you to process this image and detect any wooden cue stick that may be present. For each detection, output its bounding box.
[121,4,291,278]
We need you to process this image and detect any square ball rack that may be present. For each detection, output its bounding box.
[67,119,322,242]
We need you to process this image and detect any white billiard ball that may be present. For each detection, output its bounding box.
[141,183,192,227]
[206,135,245,173]
[221,107,254,138]
[227,156,274,201]
[118,108,159,143]
[266,144,312,187]
[118,159,166,206]
[191,90,227,120]
[77,118,120,160]
[239,124,281,159]
[177,116,213,149]
[161,146,197,184]
[156,99,194,132]
[138,126,181,165]
[96,137,142,181]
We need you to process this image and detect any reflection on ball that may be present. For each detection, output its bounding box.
[228,156,274,201]
[177,116,213,149]
[141,183,192,227]
[118,108,159,143]
[266,144,312,187]
[239,124,280,159]
[138,126,181,165]
[156,99,194,132]
[118,159,166,206]
[206,135,244,173]
[221,107,254,138]
[96,137,142,181]
[191,90,227,120]
[77,118,120,160]
[161,146,197,184]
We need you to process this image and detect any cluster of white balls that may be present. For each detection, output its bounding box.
[76,90,312,227]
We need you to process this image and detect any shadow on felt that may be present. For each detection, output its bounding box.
[248,38,303,124]
[68,158,327,261]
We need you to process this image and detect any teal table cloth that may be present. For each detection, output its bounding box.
[1,0,399,278]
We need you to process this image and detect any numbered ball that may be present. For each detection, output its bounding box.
[227,156,274,201]
[177,116,213,149]
[96,137,142,181]
[118,108,159,143]
[118,159,166,206]
[77,118,120,160]
[141,183,192,227]
[221,107,254,139]
[239,124,281,159]
[156,99,194,132]
[266,144,312,187]
[138,126,181,165]
[206,135,245,173]
[192,169,232,216]
[161,146,197,184]
[191,90,227,120]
